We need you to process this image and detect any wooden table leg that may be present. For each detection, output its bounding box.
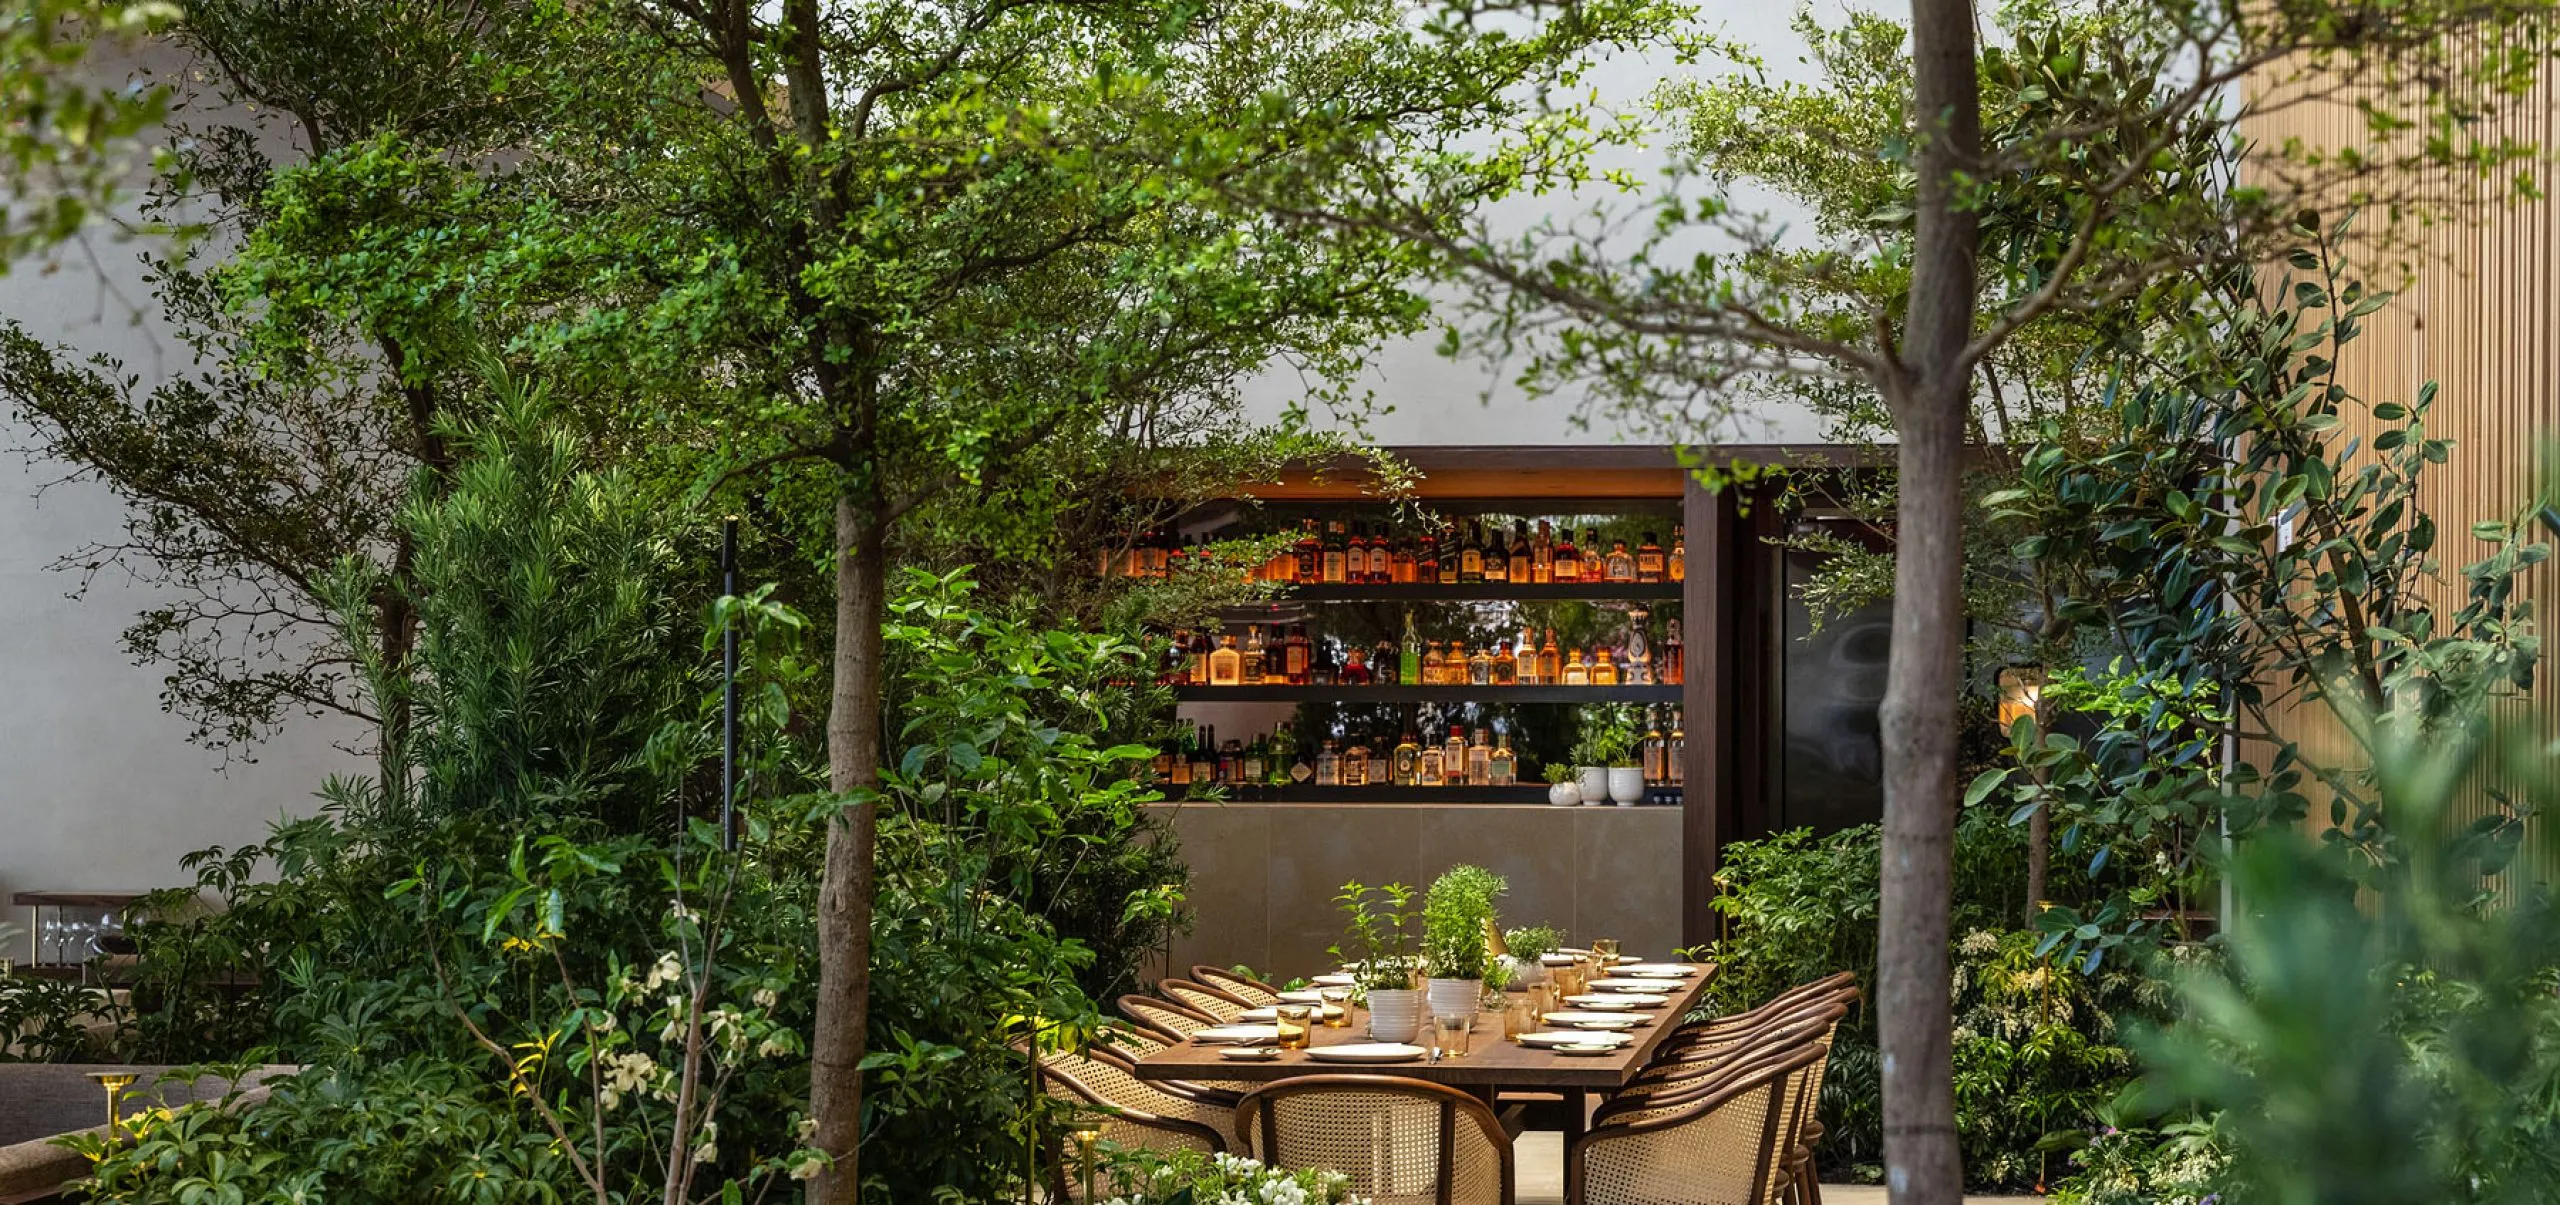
[1563,1089,1587,1144]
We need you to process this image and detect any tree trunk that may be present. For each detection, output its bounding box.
[2025,799,2049,929]
[1881,1,1980,1203]
[808,489,885,1205]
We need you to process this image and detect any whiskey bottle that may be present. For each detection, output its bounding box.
[1459,521,1485,583]
[1562,649,1590,686]
[1467,643,1494,686]
[1321,520,1349,584]
[1208,633,1242,686]
[1605,537,1637,582]
[1285,624,1312,685]
[1661,619,1684,686]
[1511,521,1534,581]
[1294,518,1320,583]
[1416,533,1440,585]
[1641,708,1667,784]
[1592,647,1620,686]
[1422,641,1445,686]
[1345,524,1368,583]
[1167,725,1192,786]
[1636,532,1666,582]
[1242,736,1267,786]
[1540,629,1563,684]
[1513,627,1539,684]
[1390,531,1415,583]
[1219,737,1243,786]
[1417,741,1445,787]
[1190,724,1216,786]
[1400,612,1422,685]
[1466,727,1493,785]
[1342,738,1370,787]
[1487,732,1518,786]
[1668,525,1686,583]
[1533,519,1555,584]
[1241,624,1267,684]
[1393,730,1422,786]
[1438,525,1462,584]
[1315,739,1342,786]
[1553,528,1581,582]
[1373,527,1398,583]
[1483,523,1508,583]
[1442,725,1469,785]
[1667,708,1685,786]
[1492,640,1518,686]
[1188,629,1213,685]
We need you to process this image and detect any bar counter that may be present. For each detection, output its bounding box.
[1146,799,1684,977]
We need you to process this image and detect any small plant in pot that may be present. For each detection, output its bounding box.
[1542,762,1582,806]
[1331,880,1420,1041]
[1572,705,1643,807]
[1421,865,1507,1020]
[1503,923,1564,987]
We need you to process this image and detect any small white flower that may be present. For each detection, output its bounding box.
[795,1118,819,1143]
[753,988,779,1009]
[691,1141,717,1165]
[788,1152,826,1181]
[644,952,684,992]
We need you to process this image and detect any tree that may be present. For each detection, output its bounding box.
[1,0,185,267]
[1195,1,2560,1200]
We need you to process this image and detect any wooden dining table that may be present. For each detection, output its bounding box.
[1128,961,1718,1141]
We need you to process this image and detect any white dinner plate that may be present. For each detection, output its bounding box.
[1567,993,1668,1008]
[1619,963,1696,977]
[1305,1042,1428,1064]
[1275,989,1327,1004]
[1541,1011,1649,1028]
[1193,1024,1284,1044]
[1552,1043,1621,1057]
[1311,973,1356,987]
[1590,978,1679,991]
[1547,951,1642,965]
[1519,1030,1631,1049]
[1239,1006,1341,1022]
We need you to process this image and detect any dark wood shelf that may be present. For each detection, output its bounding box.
[1159,785,1685,805]
[1255,582,1682,603]
[1172,684,1682,703]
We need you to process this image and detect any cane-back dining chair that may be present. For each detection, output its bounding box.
[1119,993,1218,1041]
[1159,977,1253,1021]
[1032,1042,1233,1200]
[1568,1040,1827,1205]
[1192,965,1284,1006]
[1236,1075,1516,1205]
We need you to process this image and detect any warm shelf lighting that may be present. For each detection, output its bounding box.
[1997,667,2046,730]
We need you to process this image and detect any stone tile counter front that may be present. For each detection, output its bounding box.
[1147,800,1683,976]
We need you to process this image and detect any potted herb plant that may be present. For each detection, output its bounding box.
[1502,923,1564,987]
[1330,881,1421,1042]
[1421,865,1507,1020]
[1571,705,1642,807]
[1542,762,1582,807]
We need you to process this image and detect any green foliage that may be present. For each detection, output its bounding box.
[1420,865,1506,981]
[1330,882,1418,992]
[1094,1149,1366,1204]
[1502,925,1564,962]
[0,976,120,1062]
[2049,1118,2229,1205]
[1570,703,1643,767]
[0,0,186,268]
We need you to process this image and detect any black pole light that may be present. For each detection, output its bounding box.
[721,516,741,852]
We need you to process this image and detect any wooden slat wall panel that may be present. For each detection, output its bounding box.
[2243,35,2557,872]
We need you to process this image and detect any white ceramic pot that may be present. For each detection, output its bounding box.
[1507,955,1547,987]
[1425,977,1483,1021]
[1547,780,1583,807]
[1577,766,1610,807]
[1608,766,1646,806]
[1366,987,1424,1042]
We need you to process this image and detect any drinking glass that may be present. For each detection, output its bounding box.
[1552,962,1587,999]
[37,915,62,966]
[1502,999,1533,1042]
[1591,937,1621,961]
[1434,1011,1474,1058]
[1319,988,1353,1027]
[1275,1005,1313,1050]
[1528,983,1556,1027]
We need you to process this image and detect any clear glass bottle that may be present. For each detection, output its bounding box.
[1393,730,1422,786]
[1592,647,1620,686]
[1417,742,1445,787]
[1493,640,1518,686]
[1466,727,1493,785]
[1314,739,1342,786]
[1488,732,1518,786]
[1513,627,1540,685]
[1208,633,1242,686]
[1467,643,1494,686]
[1605,538,1637,582]
[1540,629,1563,684]
[1622,611,1652,686]
[1668,525,1686,583]
[1400,612,1422,686]
[1442,725,1469,785]
[1533,519,1555,583]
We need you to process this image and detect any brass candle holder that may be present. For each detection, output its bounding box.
[87,1071,137,1141]
[1071,1126,1102,1203]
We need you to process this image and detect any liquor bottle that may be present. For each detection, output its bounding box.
[1466,727,1493,785]
[1442,725,1469,785]
[1167,724,1193,786]
[1342,738,1370,787]
[1459,521,1485,583]
[1513,627,1540,684]
[1667,707,1686,786]
[1510,521,1534,580]
[1417,741,1445,787]
[1483,522,1508,583]
[1438,525,1462,584]
[1641,708,1667,784]
[1322,520,1349,584]
[1290,736,1315,784]
[1373,638,1396,683]
[1488,732,1518,786]
[1390,531,1415,583]
[1190,724,1217,786]
[1563,648,1590,686]
[1340,646,1374,685]
[1467,643,1493,686]
[1540,629,1563,684]
[1622,612,1652,686]
[1219,738,1243,786]
[1186,630,1211,685]
[1242,736,1267,786]
[1241,624,1267,684]
[1533,520,1555,584]
[1294,518,1320,583]
[1636,532,1666,582]
[1553,528,1581,582]
[1153,731,1178,784]
[1208,633,1242,686]
[1592,647,1620,686]
[1345,524,1368,583]
[1373,527,1397,583]
[1269,721,1297,786]
[1422,641,1445,687]
[1314,739,1342,786]
[1393,730,1422,786]
[1668,525,1686,583]
[1493,640,1518,685]
[1400,612,1422,685]
[1309,636,1336,686]
[1605,537,1637,582]
[1285,624,1312,685]
[1661,619,1684,686]
[1416,533,1439,586]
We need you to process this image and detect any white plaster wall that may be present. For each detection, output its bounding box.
[0,47,360,926]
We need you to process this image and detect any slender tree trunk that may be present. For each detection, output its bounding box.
[809,487,885,1205]
[2025,800,2050,929]
[1881,1,1980,1203]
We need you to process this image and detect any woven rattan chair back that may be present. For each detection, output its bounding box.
[1236,1075,1516,1205]
[1160,978,1251,1021]
[1644,1000,1850,1084]
[1192,965,1284,1006]
[1672,974,1858,1044]
[1569,1040,1826,1205]
[1120,994,1216,1040]
[1034,1044,1232,1199]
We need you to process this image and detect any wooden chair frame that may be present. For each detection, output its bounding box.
[1567,1041,1826,1205]
[1235,1074,1518,1205]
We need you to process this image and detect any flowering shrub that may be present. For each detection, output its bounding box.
[2049,1120,2228,1205]
[1093,1150,1369,1205]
